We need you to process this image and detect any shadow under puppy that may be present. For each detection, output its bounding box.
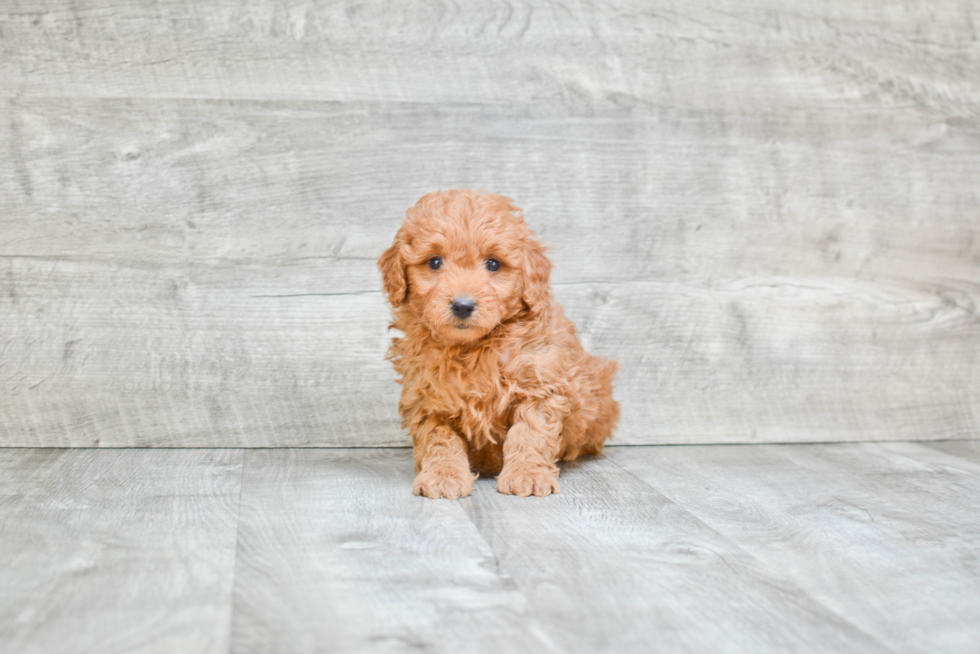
[379,190,620,498]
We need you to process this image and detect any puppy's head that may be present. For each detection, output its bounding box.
[379,190,551,343]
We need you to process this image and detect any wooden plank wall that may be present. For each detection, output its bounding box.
[1,0,978,447]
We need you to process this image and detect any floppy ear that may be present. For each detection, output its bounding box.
[378,235,408,307]
[521,239,553,314]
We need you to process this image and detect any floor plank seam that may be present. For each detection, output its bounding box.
[224,450,248,654]
[458,491,547,633]
[600,452,900,653]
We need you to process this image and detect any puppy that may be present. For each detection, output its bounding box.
[379,190,619,498]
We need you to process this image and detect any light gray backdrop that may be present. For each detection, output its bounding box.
[2,0,978,447]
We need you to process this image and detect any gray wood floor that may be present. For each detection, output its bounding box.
[2,443,979,653]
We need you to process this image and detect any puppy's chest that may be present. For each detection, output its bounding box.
[423,347,519,418]
[439,360,513,409]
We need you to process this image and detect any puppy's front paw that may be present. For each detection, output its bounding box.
[497,465,560,497]
[413,468,475,500]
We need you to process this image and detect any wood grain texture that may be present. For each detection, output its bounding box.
[229,447,891,653]
[878,440,980,477]
[3,98,979,285]
[462,455,891,653]
[922,439,980,466]
[2,265,977,446]
[2,0,978,111]
[606,443,980,654]
[0,448,243,654]
[0,256,401,447]
[2,0,979,447]
[230,448,551,654]
[3,444,980,652]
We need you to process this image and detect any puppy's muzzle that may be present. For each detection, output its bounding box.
[451,297,477,321]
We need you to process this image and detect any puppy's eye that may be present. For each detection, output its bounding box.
[485,258,501,272]
[428,256,443,270]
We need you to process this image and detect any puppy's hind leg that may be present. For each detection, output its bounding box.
[497,397,565,497]
[581,356,620,456]
[412,417,477,500]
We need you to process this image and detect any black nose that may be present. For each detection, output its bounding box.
[451,298,477,320]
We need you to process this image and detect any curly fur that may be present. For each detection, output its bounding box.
[379,190,620,498]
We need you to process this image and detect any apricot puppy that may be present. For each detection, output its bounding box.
[379,190,620,498]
